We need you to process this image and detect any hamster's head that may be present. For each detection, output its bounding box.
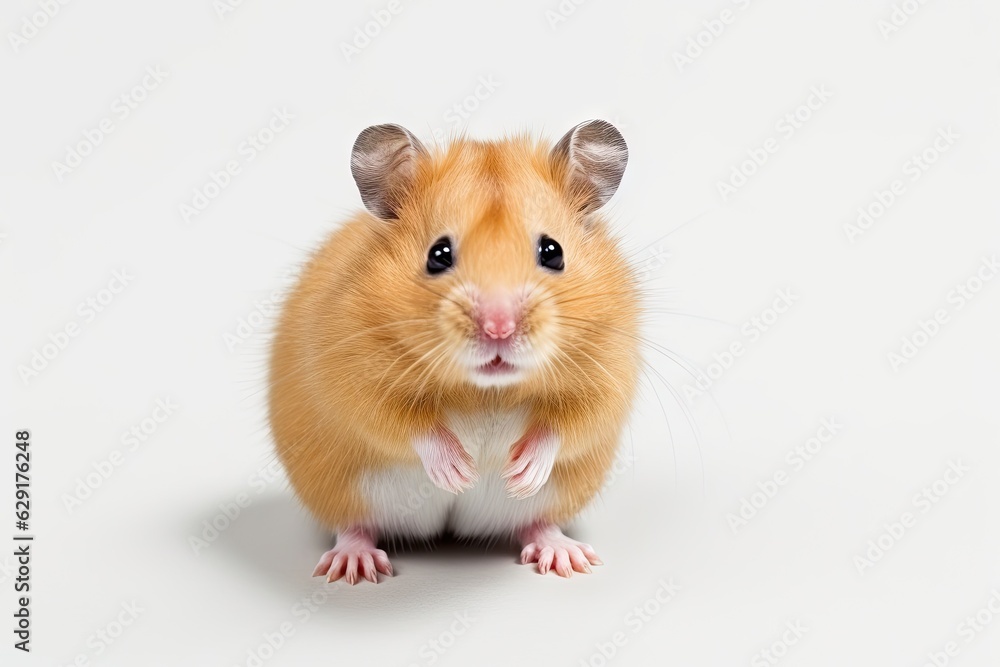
[350,121,637,393]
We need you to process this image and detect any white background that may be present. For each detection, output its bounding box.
[3,0,1000,665]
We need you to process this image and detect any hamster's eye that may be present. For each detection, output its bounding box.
[537,235,564,272]
[426,237,454,275]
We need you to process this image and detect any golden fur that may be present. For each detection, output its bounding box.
[268,133,641,532]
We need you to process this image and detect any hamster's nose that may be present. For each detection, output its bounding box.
[483,317,516,340]
[477,298,520,341]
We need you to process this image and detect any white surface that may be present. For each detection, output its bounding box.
[3,1,1000,665]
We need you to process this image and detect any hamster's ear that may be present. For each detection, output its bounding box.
[552,120,628,213]
[351,124,427,219]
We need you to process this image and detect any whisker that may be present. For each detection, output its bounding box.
[641,361,706,498]
[557,339,619,388]
[239,319,441,404]
[620,209,715,264]
[377,339,453,398]
[638,366,678,491]
[555,315,732,477]
[410,278,473,319]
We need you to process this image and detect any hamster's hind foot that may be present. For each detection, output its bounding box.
[312,527,392,585]
[518,521,603,578]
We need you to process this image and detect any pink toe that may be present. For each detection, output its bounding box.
[537,546,555,574]
[373,551,393,576]
[518,523,602,576]
[312,550,335,577]
[326,553,347,582]
[568,547,592,574]
[359,553,377,583]
[346,554,360,585]
[554,550,573,577]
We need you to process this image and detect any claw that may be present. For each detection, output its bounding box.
[502,428,559,499]
[314,527,392,585]
[518,522,601,577]
[414,427,479,494]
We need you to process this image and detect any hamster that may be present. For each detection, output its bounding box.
[268,120,641,583]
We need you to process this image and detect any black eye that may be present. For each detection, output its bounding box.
[426,237,454,275]
[537,235,564,271]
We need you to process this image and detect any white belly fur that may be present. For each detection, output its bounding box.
[358,408,556,538]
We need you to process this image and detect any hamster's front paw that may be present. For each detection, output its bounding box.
[502,427,559,499]
[413,426,479,494]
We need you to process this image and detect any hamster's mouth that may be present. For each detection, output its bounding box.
[477,355,517,375]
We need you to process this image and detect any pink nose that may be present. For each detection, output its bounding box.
[483,317,516,340]
[478,301,519,340]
